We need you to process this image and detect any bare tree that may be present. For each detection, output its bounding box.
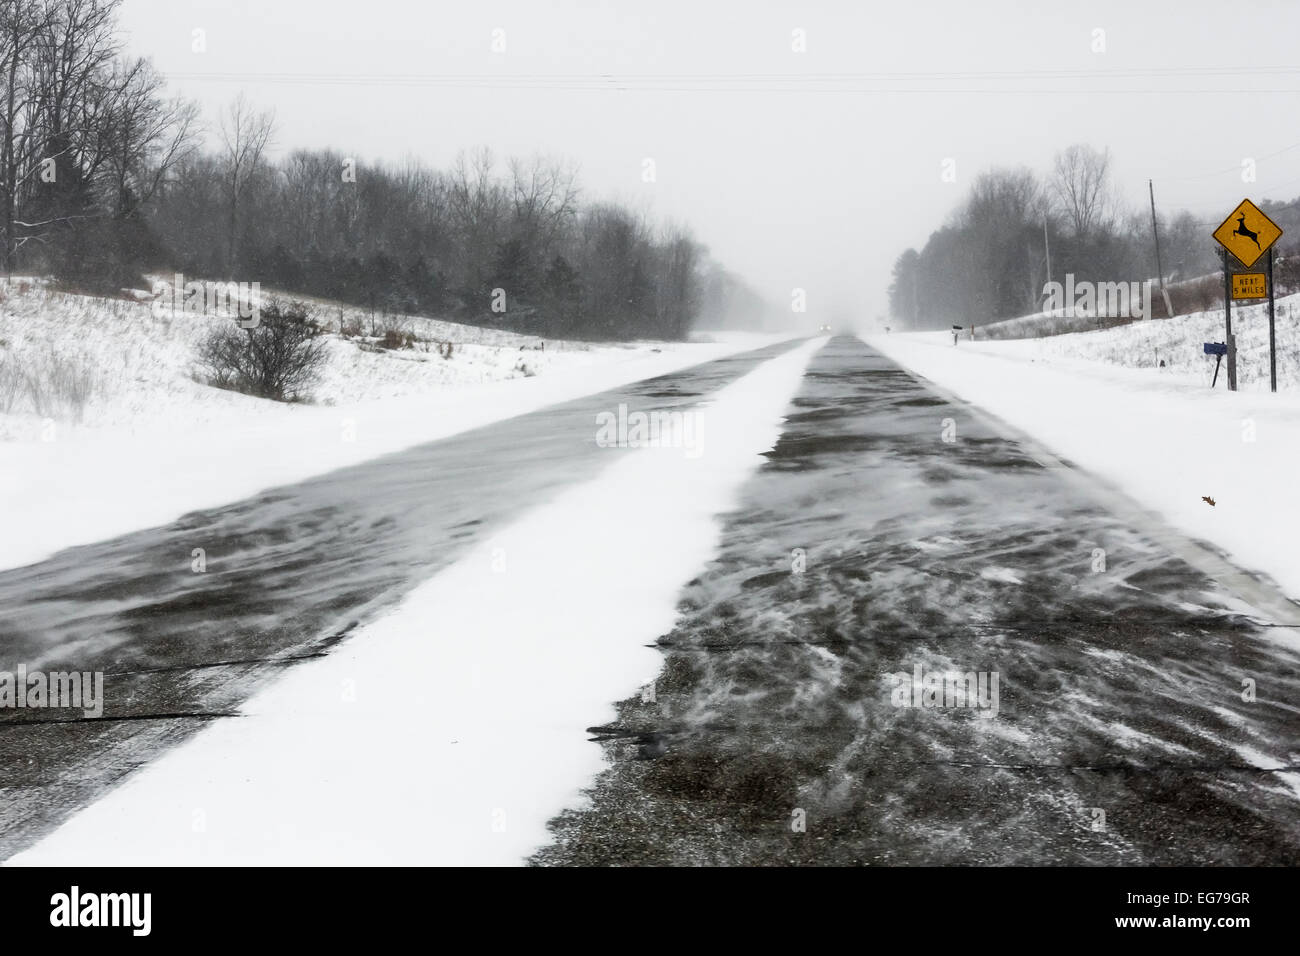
[963,168,1043,320]
[1051,144,1116,238]
[508,154,579,257]
[575,203,652,337]
[447,146,505,301]
[0,0,55,272]
[1161,209,1218,282]
[650,223,702,339]
[25,0,123,228]
[102,57,200,220]
[218,92,274,274]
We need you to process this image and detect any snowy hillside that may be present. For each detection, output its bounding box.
[0,277,656,442]
[969,293,1300,391]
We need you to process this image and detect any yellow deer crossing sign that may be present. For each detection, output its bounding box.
[1213,198,1282,268]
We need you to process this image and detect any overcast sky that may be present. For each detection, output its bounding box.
[119,0,1300,323]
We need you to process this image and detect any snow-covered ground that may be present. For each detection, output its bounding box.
[0,277,621,440]
[9,337,825,866]
[0,277,791,571]
[863,328,1300,606]
[971,292,1300,391]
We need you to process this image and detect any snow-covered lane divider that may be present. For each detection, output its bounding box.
[9,337,826,866]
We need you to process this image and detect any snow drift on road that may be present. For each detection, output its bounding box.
[865,330,1300,608]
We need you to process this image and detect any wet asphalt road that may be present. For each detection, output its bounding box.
[4,334,1298,865]
[0,338,803,860]
[534,336,1300,866]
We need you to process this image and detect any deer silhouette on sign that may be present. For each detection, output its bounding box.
[1233,213,1261,249]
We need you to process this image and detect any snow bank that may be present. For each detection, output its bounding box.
[864,330,1300,605]
[8,337,824,866]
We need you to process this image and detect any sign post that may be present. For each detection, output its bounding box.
[1213,198,1283,393]
[1222,249,1236,390]
[1267,247,1277,392]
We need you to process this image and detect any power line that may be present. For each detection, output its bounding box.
[1158,141,1300,184]
[162,68,1300,95]
[166,66,1300,82]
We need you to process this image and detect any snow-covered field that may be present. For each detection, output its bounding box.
[864,327,1300,606]
[9,337,825,866]
[0,277,791,571]
[0,279,588,439]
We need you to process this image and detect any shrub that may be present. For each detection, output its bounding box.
[27,353,100,421]
[379,328,416,350]
[1165,275,1221,316]
[0,349,99,421]
[0,355,22,414]
[196,300,328,401]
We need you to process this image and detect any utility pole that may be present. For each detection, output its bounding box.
[1043,216,1052,290]
[1148,179,1168,316]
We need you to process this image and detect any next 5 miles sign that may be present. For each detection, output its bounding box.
[1231,272,1267,300]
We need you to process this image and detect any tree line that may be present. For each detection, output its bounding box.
[887,145,1230,330]
[2,0,761,341]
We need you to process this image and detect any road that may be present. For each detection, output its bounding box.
[533,336,1300,865]
[4,335,1299,864]
[0,338,803,859]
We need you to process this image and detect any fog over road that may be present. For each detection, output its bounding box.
[4,336,1298,865]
